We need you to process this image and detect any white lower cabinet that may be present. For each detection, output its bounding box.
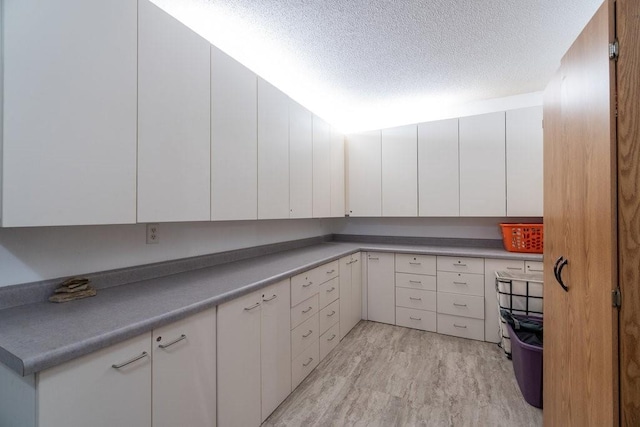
[394,254,437,332]
[339,252,362,339]
[437,313,485,341]
[395,307,437,332]
[292,340,319,390]
[367,252,395,325]
[320,323,341,360]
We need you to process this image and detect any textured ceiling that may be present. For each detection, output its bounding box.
[151,0,604,132]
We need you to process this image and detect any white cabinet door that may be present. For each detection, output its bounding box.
[330,128,346,217]
[484,259,524,343]
[506,106,543,217]
[381,125,418,216]
[418,118,459,216]
[258,79,290,219]
[2,0,137,226]
[211,46,258,220]
[350,253,363,330]
[138,0,210,223]
[346,131,382,216]
[217,291,262,427]
[312,116,332,218]
[38,333,152,427]
[339,255,353,340]
[459,112,506,216]
[260,280,291,422]
[152,308,216,427]
[367,252,395,325]
[289,101,313,218]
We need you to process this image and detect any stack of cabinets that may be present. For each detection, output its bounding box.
[218,280,290,426]
[435,257,485,341]
[339,253,363,339]
[394,254,437,332]
[290,261,339,390]
[8,309,216,427]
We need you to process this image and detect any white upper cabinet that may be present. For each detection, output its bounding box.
[346,131,382,217]
[459,112,506,216]
[258,79,290,219]
[506,106,543,216]
[418,118,459,216]
[330,128,346,217]
[211,46,258,221]
[312,116,332,218]
[381,125,418,216]
[289,101,313,219]
[137,0,211,223]
[2,0,137,226]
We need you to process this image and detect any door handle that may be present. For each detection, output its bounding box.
[554,256,569,292]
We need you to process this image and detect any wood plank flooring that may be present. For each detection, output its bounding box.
[264,321,542,426]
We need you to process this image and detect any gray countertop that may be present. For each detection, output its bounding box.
[0,241,541,376]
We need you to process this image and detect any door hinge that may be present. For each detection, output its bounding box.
[609,40,619,60]
[612,288,622,308]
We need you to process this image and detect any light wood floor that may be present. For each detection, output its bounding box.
[264,321,542,427]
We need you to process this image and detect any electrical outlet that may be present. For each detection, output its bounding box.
[146,223,159,244]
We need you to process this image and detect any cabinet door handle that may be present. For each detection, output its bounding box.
[302,306,313,314]
[327,310,336,317]
[112,351,149,369]
[352,259,358,263]
[453,324,467,329]
[327,269,335,274]
[453,303,468,307]
[158,334,187,349]
[409,262,422,265]
[303,281,313,288]
[302,330,313,338]
[555,257,569,292]
[506,267,522,271]
[409,297,422,301]
[263,294,277,302]
[409,316,422,321]
[326,287,336,293]
[244,302,261,311]
[369,257,379,260]
[327,334,337,341]
[303,357,314,367]
[453,281,467,285]
[453,263,467,267]
[409,280,422,284]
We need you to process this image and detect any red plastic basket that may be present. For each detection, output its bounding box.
[500,223,543,253]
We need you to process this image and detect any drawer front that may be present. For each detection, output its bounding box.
[396,288,437,312]
[437,292,484,319]
[395,253,436,275]
[291,271,319,307]
[291,294,319,329]
[292,340,319,390]
[395,272,436,291]
[525,261,544,274]
[437,271,484,296]
[437,313,484,341]
[291,313,319,359]
[319,323,340,361]
[319,299,340,334]
[318,276,340,309]
[436,256,484,274]
[395,307,436,332]
[312,260,340,286]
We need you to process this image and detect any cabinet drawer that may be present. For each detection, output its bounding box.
[319,299,340,334]
[395,307,436,332]
[437,313,484,341]
[437,292,484,319]
[396,288,436,312]
[437,271,484,296]
[313,260,339,285]
[319,277,339,308]
[319,323,340,361]
[437,256,484,274]
[525,261,544,274]
[291,294,319,329]
[395,272,436,291]
[292,340,319,390]
[291,271,319,307]
[395,253,436,275]
[291,314,319,359]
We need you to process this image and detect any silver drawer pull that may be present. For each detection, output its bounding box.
[453,324,468,329]
[302,330,313,338]
[112,352,149,369]
[346,260,354,265]
[303,281,313,288]
[327,269,335,274]
[506,267,522,270]
[369,257,379,260]
[409,297,422,301]
[453,281,467,285]
[453,263,467,267]
[302,306,313,314]
[263,294,277,302]
[159,334,187,349]
[244,302,261,311]
[327,310,336,317]
[352,259,358,263]
[528,268,544,272]
[409,280,422,284]
[409,316,422,321]
[303,357,314,367]
[453,303,468,307]
[326,287,336,293]
[327,334,337,341]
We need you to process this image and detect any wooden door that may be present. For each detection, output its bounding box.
[543,1,618,425]
[346,131,382,216]
[381,125,418,216]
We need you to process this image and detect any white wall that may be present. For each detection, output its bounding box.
[0,219,340,288]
